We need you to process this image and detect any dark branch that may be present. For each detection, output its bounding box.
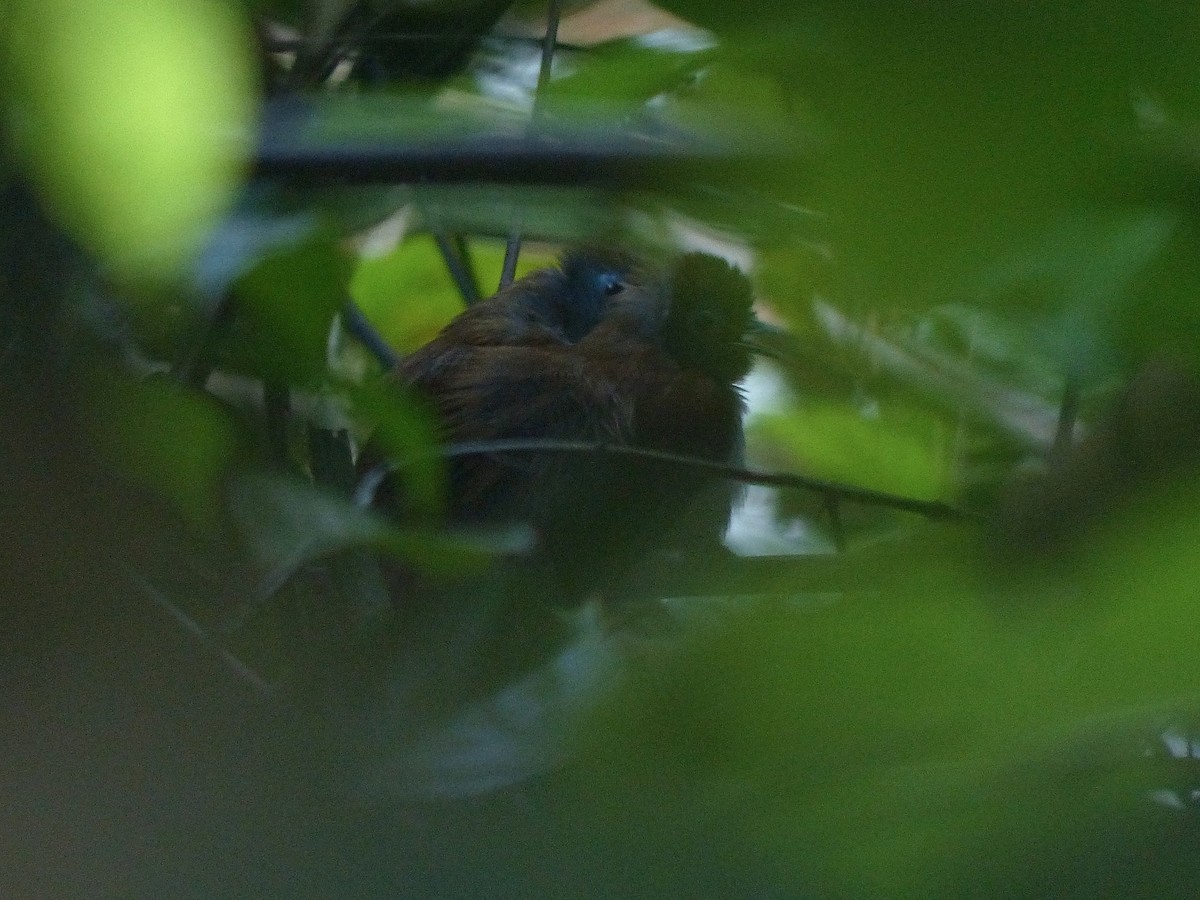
[342,300,402,370]
[433,232,482,304]
[499,213,525,289]
[500,0,563,289]
[253,99,793,187]
[361,437,981,521]
[532,0,562,127]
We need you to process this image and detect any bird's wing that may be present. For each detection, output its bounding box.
[427,343,629,519]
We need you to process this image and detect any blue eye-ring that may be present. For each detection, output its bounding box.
[597,273,625,296]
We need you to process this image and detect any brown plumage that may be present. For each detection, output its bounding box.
[366,247,756,605]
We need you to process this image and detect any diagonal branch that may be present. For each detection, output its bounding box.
[360,437,981,521]
[127,570,278,698]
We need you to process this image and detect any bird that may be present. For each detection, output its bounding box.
[560,251,756,602]
[363,246,758,607]
[363,245,650,521]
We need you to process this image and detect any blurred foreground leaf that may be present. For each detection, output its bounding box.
[231,234,354,383]
[750,400,950,502]
[564,472,1200,895]
[5,0,257,279]
[350,377,448,518]
[359,606,626,800]
[87,370,240,527]
[229,471,532,585]
[543,32,716,105]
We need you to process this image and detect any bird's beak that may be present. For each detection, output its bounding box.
[740,315,789,359]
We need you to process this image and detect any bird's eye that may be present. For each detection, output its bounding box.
[598,273,625,296]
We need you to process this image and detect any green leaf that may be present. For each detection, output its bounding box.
[360,607,626,800]
[971,211,1177,312]
[352,235,463,354]
[231,234,355,383]
[5,0,258,279]
[412,186,625,247]
[88,370,240,527]
[349,377,448,518]
[228,471,532,585]
[544,35,716,105]
[750,401,950,502]
[913,305,1069,400]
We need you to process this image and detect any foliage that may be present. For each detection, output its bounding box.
[3,0,257,277]
[5,1,1200,897]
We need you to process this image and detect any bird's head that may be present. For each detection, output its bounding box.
[555,247,647,342]
[661,253,757,384]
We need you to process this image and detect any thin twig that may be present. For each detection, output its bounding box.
[453,233,480,296]
[531,0,562,126]
[434,231,482,304]
[171,291,236,388]
[499,215,525,289]
[342,300,401,370]
[128,572,277,698]
[499,0,562,289]
[361,437,981,521]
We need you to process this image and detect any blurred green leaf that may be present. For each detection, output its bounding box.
[194,184,411,309]
[229,471,531,584]
[360,606,625,800]
[750,401,950,501]
[1111,216,1200,368]
[231,233,354,383]
[545,34,715,105]
[572,493,1200,894]
[350,377,448,518]
[1061,480,1200,713]
[411,185,625,245]
[88,370,240,527]
[951,210,1178,386]
[913,305,1071,401]
[649,60,801,150]
[688,3,1200,316]
[5,0,258,279]
[970,211,1177,313]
